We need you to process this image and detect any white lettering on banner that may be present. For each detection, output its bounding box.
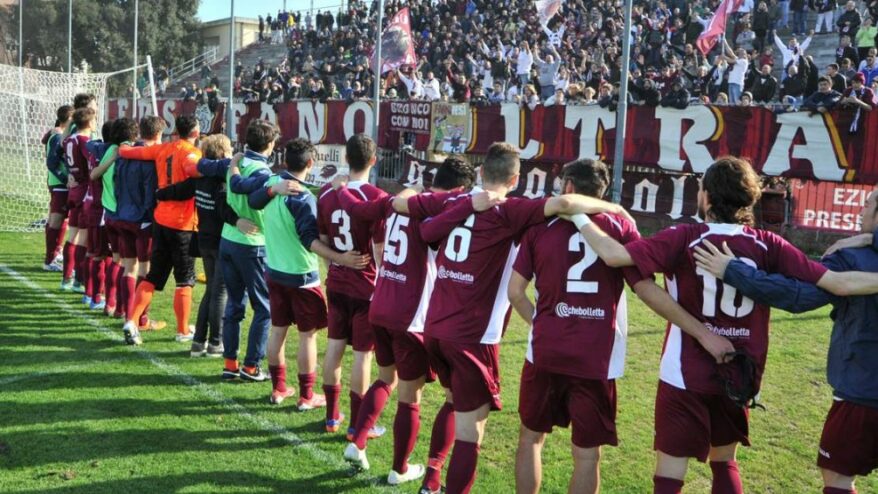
[344,101,374,140]
[762,112,844,181]
[297,101,326,143]
[669,175,687,220]
[162,100,178,135]
[801,209,861,231]
[500,103,540,159]
[405,161,424,186]
[656,105,719,173]
[117,99,129,119]
[631,178,659,213]
[565,105,616,160]
[523,167,547,198]
[832,188,870,207]
[231,102,247,140]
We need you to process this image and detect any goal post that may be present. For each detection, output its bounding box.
[0,63,150,233]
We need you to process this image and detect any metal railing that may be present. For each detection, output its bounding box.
[167,46,219,83]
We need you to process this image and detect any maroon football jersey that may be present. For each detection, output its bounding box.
[338,190,475,333]
[625,223,828,395]
[62,133,90,203]
[317,181,388,301]
[409,191,548,345]
[514,214,646,380]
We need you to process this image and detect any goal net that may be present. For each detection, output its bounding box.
[0,64,112,232]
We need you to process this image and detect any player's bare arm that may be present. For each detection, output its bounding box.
[309,237,370,270]
[390,186,425,214]
[633,279,735,363]
[89,147,118,181]
[546,194,637,226]
[508,271,534,326]
[566,213,635,267]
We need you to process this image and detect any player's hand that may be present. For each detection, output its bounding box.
[823,232,873,257]
[236,218,260,235]
[613,206,637,229]
[271,179,302,196]
[698,330,736,364]
[332,174,349,190]
[230,152,244,175]
[67,175,78,188]
[472,191,506,212]
[337,250,371,269]
[693,239,735,279]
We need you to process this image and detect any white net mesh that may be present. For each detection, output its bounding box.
[0,63,112,232]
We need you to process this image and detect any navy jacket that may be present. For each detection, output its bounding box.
[113,142,157,224]
[724,233,878,408]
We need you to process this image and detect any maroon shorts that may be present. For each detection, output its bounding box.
[373,327,435,382]
[48,187,68,215]
[327,290,374,352]
[87,225,111,257]
[424,335,502,413]
[818,399,878,476]
[66,202,85,228]
[266,277,328,331]
[104,219,121,254]
[654,381,750,462]
[518,362,618,449]
[115,220,153,262]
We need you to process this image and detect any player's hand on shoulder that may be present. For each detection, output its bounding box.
[272,179,302,196]
[338,250,371,270]
[236,218,260,235]
[823,232,873,257]
[693,240,735,279]
[613,205,637,229]
[472,190,506,212]
[331,174,349,190]
[230,152,245,174]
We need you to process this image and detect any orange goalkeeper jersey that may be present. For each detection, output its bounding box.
[119,139,202,231]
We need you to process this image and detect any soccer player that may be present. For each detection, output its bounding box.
[568,156,878,494]
[112,116,163,328]
[508,159,736,494]
[80,120,114,311]
[316,134,387,437]
[91,118,141,318]
[42,104,73,272]
[60,107,97,293]
[393,142,636,494]
[692,190,878,494]
[246,138,369,407]
[117,115,202,345]
[335,157,499,486]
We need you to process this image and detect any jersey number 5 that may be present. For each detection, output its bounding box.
[384,213,409,265]
[331,209,354,251]
[444,214,476,262]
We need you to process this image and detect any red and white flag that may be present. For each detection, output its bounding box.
[695,0,744,55]
[534,0,564,26]
[374,7,417,75]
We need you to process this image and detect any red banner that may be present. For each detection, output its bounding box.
[107,99,225,136]
[789,179,873,232]
[388,100,432,134]
[108,99,878,184]
[375,8,417,74]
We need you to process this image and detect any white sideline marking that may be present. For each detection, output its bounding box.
[0,265,397,492]
[0,358,125,386]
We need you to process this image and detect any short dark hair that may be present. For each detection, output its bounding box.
[55,105,73,127]
[284,138,315,172]
[701,156,762,225]
[72,108,96,129]
[112,117,139,145]
[246,119,280,153]
[345,134,376,172]
[100,120,114,142]
[139,116,166,140]
[561,159,610,198]
[432,156,476,191]
[481,142,520,184]
[175,115,199,138]
[828,63,839,70]
[73,93,95,109]
[818,75,833,85]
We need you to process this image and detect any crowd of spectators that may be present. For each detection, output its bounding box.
[176,0,878,115]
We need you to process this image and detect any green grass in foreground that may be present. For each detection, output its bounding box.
[0,232,872,493]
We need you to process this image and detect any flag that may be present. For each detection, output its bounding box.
[534,0,564,26]
[695,0,744,55]
[373,7,417,75]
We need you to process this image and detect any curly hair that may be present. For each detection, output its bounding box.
[701,157,762,225]
[432,155,476,191]
[284,138,316,172]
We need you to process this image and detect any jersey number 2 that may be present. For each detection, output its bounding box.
[567,232,599,293]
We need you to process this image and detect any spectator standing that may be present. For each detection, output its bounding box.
[856,18,878,62]
[860,49,878,85]
[803,75,843,113]
[753,2,773,51]
[790,0,809,35]
[533,45,562,101]
[827,63,849,91]
[837,1,862,41]
[780,62,809,108]
[812,0,835,34]
[837,35,860,66]
[725,41,750,104]
[841,72,876,132]
[516,42,535,89]
[258,15,264,42]
[660,78,691,108]
[749,64,779,102]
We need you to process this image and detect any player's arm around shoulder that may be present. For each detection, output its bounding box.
[508,225,538,326]
[565,212,635,268]
[118,141,159,161]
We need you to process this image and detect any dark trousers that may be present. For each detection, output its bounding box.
[220,238,270,368]
[194,246,225,346]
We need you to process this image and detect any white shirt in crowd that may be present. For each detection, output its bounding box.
[423,77,441,100]
[517,49,534,76]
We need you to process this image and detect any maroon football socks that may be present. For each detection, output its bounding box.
[710,460,743,494]
[352,380,392,449]
[392,401,420,474]
[653,475,684,494]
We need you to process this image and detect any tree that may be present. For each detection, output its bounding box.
[1,0,202,95]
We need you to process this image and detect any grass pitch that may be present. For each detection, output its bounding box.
[0,232,872,493]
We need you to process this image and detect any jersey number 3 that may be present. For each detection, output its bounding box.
[331,209,354,251]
